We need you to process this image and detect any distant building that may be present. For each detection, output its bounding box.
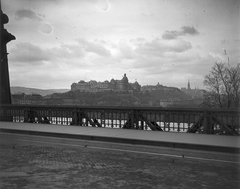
[141,82,180,93]
[11,93,47,105]
[181,80,204,99]
[160,99,180,107]
[109,73,129,91]
[141,82,163,92]
[159,98,203,108]
[71,73,141,92]
[45,97,63,105]
[129,81,141,92]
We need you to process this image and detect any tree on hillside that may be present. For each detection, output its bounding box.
[203,62,240,109]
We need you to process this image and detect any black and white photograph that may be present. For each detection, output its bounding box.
[0,0,239,188]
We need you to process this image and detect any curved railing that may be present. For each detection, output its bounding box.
[0,104,239,135]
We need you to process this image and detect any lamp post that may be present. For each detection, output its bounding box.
[0,1,16,104]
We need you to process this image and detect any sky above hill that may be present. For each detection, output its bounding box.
[2,0,240,89]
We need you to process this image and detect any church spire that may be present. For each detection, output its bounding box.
[187,80,190,90]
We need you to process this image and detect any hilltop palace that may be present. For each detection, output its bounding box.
[71,73,141,92]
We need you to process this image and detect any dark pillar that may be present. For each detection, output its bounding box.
[0,3,16,104]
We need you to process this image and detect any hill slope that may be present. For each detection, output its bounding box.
[11,86,70,96]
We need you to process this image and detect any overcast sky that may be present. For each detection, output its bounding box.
[2,0,240,89]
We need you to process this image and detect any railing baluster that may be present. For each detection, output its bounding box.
[177,114,180,132]
[103,111,106,127]
[111,111,113,128]
[119,111,122,129]
[60,110,63,125]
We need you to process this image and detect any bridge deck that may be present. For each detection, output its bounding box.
[0,122,239,153]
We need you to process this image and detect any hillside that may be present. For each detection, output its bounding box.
[52,87,193,106]
[11,86,70,96]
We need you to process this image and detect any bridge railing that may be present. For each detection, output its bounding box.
[0,104,239,135]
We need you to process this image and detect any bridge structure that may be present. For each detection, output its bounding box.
[0,104,239,136]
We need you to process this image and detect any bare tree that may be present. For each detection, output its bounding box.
[203,62,240,109]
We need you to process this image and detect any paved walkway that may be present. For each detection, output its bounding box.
[0,122,239,153]
[0,133,240,189]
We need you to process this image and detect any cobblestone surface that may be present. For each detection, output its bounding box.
[0,133,239,189]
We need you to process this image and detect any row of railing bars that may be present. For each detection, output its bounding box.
[0,104,239,135]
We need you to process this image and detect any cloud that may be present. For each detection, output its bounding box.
[134,38,192,56]
[77,38,111,57]
[116,40,134,59]
[9,41,88,66]
[168,39,192,52]
[50,43,86,61]
[14,9,43,21]
[105,37,193,75]
[181,26,199,35]
[162,26,199,40]
[162,31,179,40]
[20,0,65,4]
[9,39,113,65]
[9,39,113,67]
[9,42,51,64]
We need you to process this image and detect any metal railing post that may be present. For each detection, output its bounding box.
[131,109,135,129]
[203,111,213,134]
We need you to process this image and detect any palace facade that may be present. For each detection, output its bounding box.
[71,74,141,92]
